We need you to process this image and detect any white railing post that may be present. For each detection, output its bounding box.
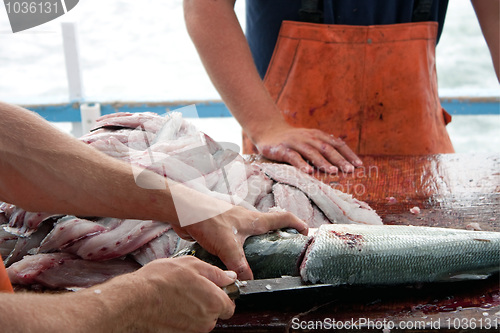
[61,22,99,137]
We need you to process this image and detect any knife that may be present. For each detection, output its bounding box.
[222,276,335,300]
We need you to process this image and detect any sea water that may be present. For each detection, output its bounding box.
[0,0,498,152]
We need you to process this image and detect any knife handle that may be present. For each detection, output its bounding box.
[222,280,241,300]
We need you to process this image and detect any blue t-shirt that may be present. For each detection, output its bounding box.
[246,0,449,78]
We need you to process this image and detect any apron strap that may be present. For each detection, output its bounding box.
[299,0,324,23]
[412,0,434,22]
[299,1,434,24]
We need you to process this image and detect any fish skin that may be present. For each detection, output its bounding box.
[0,225,18,260]
[176,229,311,280]
[4,221,53,266]
[244,229,311,279]
[241,171,274,207]
[300,224,500,286]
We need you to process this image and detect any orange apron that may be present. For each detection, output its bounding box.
[0,260,13,293]
[243,21,454,155]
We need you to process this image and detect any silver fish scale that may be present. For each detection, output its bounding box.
[301,224,500,285]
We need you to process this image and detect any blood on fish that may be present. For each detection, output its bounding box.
[330,231,364,251]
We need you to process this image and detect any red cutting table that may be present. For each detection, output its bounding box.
[215,153,500,332]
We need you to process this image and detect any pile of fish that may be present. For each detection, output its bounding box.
[0,111,385,289]
[2,111,499,289]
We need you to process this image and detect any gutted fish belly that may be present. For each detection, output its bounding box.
[68,219,170,261]
[7,253,141,288]
[301,224,500,285]
[259,163,382,225]
[38,216,107,253]
[131,229,184,266]
[255,192,275,212]
[3,206,61,237]
[242,172,273,207]
[273,183,314,223]
[309,204,330,228]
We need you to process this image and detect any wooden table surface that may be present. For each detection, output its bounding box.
[215,153,500,332]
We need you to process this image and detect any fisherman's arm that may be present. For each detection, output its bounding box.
[471,0,500,81]
[0,101,307,279]
[0,257,236,333]
[0,101,178,220]
[183,0,361,174]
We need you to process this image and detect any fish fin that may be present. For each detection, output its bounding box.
[448,273,491,280]
[438,266,499,282]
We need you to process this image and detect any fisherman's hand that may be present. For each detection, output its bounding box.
[123,257,236,333]
[255,124,362,174]
[172,206,309,280]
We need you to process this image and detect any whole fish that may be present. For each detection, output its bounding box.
[300,224,500,286]
[176,224,500,286]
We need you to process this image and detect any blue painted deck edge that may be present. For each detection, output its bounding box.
[23,99,499,122]
[441,100,499,116]
[25,101,233,122]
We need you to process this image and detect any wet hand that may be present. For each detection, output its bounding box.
[255,125,363,174]
[130,256,237,333]
[173,206,308,280]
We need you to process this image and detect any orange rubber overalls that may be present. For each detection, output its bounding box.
[242,9,454,155]
[0,261,13,293]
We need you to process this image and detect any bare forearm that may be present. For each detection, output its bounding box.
[183,0,287,142]
[472,0,500,81]
[0,257,237,333]
[0,101,177,222]
[0,274,146,333]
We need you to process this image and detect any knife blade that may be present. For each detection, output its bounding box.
[222,276,334,300]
